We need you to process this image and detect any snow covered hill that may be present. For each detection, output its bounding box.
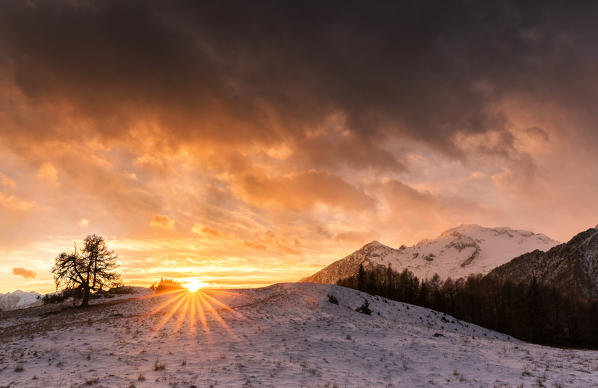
[1,283,598,386]
[0,290,42,311]
[301,224,559,284]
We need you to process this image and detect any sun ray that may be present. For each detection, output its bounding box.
[141,288,186,300]
[173,295,191,334]
[149,293,188,338]
[147,290,186,316]
[140,281,251,351]
[200,290,250,322]
[197,292,239,340]
[137,292,190,354]
[202,289,244,297]
[187,293,197,337]
[194,293,212,345]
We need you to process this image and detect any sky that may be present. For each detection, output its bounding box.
[1,0,598,293]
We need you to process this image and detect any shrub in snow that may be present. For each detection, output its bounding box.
[356,300,372,315]
[327,294,339,305]
[154,360,166,371]
[107,286,135,295]
[42,288,80,304]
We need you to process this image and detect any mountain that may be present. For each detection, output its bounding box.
[1,283,596,386]
[0,290,42,311]
[301,224,559,284]
[488,225,598,299]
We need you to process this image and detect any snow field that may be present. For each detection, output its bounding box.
[1,283,597,387]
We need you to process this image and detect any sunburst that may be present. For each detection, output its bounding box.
[183,278,211,292]
[141,281,250,345]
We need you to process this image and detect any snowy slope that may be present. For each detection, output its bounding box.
[2,283,598,387]
[0,290,42,311]
[302,224,559,284]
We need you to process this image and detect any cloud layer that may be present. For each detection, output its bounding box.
[1,1,598,291]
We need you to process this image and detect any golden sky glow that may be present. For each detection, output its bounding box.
[2,1,598,293]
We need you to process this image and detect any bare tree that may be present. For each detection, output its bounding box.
[51,234,122,307]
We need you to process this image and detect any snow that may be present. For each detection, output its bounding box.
[303,224,560,283]
[0,290,42,311]
[1,282,598,387]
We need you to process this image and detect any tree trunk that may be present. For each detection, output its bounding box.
[80,286,90,308]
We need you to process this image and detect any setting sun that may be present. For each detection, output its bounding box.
[183,278,211,292]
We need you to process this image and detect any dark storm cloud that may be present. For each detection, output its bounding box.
[6,0,598,293]
[4,0,598,170]
[524,127,550,142]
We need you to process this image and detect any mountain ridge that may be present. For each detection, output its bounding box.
[488,225,598,299]
[301,224,559,284]
[0,290,42,311]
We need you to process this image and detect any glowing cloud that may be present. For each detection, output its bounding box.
[150,215,175,231]
[12,267,36,279]
[191,224,221,238]
[0,192,35,211]
[38,162,59,185]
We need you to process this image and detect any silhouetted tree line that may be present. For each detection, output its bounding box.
[155,278,184,293]
[337,264,598,349]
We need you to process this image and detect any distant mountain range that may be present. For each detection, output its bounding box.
[489,225,598,299]
[0,290,42,311]
[301,224,559,284]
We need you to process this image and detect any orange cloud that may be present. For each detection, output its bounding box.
[0,192,35,211]
[0,173,16,188]
[12,267,36,279]
[243,240,267,251]
[38,162,59,185]
[192,224,222,238]
[236,171,375,212]
[333,230,379,244]
[150,215,175,230]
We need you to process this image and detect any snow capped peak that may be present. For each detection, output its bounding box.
[302,224,560,284]
[438,224,537,239]
[439,223,484,236]
[360,240,392,251]
[361,240,386,249]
